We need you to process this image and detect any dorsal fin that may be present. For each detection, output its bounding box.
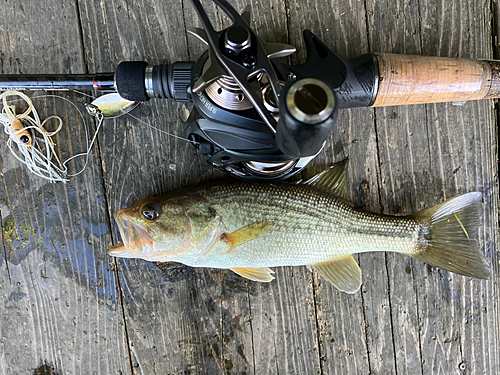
[302,159,350,201]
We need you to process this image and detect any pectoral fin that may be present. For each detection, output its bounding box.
[222,222,274,252]
[230,267,275,282]
[311,255,362,294]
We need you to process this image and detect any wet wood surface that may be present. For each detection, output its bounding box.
[0,0,498,374]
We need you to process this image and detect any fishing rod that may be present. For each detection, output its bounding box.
[1,0,499,182]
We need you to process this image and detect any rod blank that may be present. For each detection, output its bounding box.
[0,73,115,92]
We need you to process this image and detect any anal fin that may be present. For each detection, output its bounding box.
[311,255,362,294]
[230,267,275,282]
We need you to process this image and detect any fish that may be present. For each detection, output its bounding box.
[107,162,490,293]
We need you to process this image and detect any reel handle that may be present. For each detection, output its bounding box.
[372,53,500,106]
[276,78,338,158]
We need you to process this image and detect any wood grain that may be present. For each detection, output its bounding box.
[77,1,227,373]
[286,0,380,373]
[0,0,497,374]
[0,1,129,374]
[367,1,499,374]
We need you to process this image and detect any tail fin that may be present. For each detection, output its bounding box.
[412,192,490,279]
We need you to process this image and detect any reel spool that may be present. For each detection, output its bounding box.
[205,75,254,111]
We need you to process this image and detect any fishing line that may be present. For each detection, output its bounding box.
[125,111,199,146]
[0,90,95,182]
[71,89,96,100]
[1,89,198,183]
[73,89,199,146]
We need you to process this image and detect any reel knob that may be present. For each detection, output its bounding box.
[224,25,251,56]
[276,78,337,158]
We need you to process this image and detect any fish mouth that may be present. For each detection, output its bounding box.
[108,210,153,257]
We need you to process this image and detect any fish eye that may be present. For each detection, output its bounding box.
[141,203,161,222]
[20,135,31,144]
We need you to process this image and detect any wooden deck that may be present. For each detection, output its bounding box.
[0,0,498,374]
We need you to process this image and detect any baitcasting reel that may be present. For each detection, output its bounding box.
[113,0,377,181]
[2,0,500,181]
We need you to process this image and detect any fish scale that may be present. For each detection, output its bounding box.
[188,182,420,268]
[108,164,489,293]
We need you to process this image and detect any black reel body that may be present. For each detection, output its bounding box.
[184,52,316,181]
[113,0,379,181]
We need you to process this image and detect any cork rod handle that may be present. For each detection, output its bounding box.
[372,53,500,107]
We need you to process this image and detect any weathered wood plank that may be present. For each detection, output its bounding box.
[216,0,323,373]
[286,1,381,373]
[289,1,499,375]
[248,266,321,374]
[0,1,129,374]
[2,0,495,374]
[366,1,499,375]
[184,2,259,371]
[362,1,425,373]
[417,1,499,373]
[78,0,320,373]
[78,0,230,373]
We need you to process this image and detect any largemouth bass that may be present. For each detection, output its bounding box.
[107,162,489,293]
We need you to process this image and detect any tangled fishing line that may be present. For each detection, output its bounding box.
[0,90,101,183]
[0,89,197,183]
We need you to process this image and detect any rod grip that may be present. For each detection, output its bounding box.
[372,53,500,107]
[115,61,149,102]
